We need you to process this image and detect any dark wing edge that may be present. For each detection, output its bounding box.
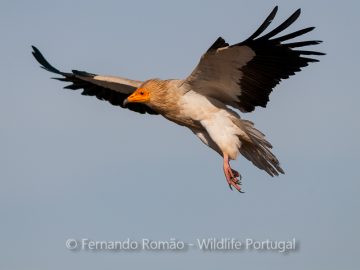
[234,6,325,112]
[31,46,158,115]
[206,37,229,52]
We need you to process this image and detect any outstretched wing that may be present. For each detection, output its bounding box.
[185,6,325,112]
[32,46,158,115]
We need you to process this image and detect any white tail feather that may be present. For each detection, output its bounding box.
[234,119,284,176]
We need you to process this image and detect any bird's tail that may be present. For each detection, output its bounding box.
[236,119,284,176]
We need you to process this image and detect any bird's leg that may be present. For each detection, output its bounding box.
[223,153,244,193]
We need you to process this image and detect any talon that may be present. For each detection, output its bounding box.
[223,153,244,193]
[231,169,240,178]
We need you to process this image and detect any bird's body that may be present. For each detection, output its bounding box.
[144,79,249,159]
[32,7,324,192]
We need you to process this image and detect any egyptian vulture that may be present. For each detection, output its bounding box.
[32,7,324,192]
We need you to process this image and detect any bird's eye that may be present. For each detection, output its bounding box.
[140,91,144,95]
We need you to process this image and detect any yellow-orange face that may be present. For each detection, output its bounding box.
[126,88,150,104]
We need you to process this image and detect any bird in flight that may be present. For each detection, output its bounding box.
[32,7,324,193]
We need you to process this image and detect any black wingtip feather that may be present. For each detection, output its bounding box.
[295,50,326,56]
[51,77,68,81]
[244,6,279,42]
[31,46,61,74]
[259,8,301,40]
[284,40,322,48]
[271,27,315,43]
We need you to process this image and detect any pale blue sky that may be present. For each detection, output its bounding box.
[1,0,359,269]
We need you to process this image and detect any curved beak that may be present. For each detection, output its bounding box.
[123,98,129,107]
[123,90,150,106]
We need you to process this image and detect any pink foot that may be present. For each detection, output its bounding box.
[223,154,244,193]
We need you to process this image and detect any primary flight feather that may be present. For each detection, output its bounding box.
[32,7,324,192]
